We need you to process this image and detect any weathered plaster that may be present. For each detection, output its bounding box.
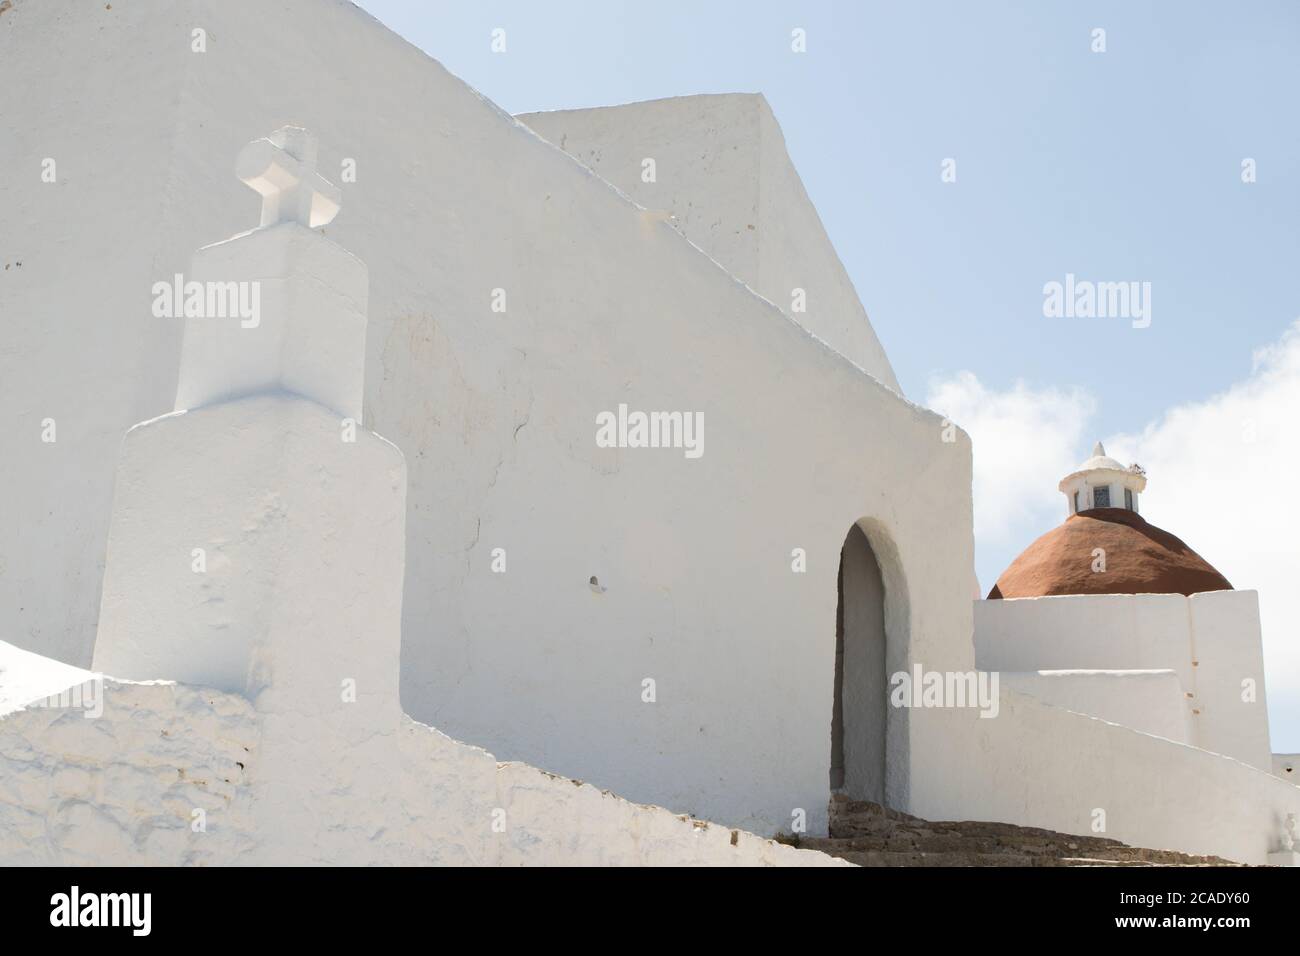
[0,658,845,867]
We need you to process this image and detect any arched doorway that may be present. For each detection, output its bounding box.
[829,524,888,803]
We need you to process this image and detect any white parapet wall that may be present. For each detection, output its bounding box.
[913,687,1300,865]
[0,648,845,867]
[1001,670,1190,745]
[974,591,1272,770]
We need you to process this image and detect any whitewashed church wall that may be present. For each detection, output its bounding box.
[0,0,195,669]
[1000,670,1190,745]
[518,95,902,393]
[0,0,977,836]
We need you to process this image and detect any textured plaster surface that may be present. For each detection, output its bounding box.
[0,653,845,866]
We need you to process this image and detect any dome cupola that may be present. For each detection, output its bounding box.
[988,445,1231,599]
[1058,441,1147,515]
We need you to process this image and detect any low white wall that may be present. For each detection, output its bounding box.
[0,664,844,867]
[1002,670,1189,745]
[912,689,1300,865]
[975,591,1272,769]
[976,592,1192,679]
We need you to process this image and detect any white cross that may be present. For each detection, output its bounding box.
[235,127,342,229]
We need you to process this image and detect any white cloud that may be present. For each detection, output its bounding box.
[925,371,1095,545]
[929,319,1300,750]
[1106,320,1300,747]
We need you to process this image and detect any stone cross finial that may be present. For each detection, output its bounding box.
[236,127,342,229]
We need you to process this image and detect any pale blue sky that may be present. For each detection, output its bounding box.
[353,1,1300,743]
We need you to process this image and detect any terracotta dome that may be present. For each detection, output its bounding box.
[987,508,1232,599]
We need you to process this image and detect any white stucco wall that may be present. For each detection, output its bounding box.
[1189,590,1273,771]
[1001,670,1190,744]
[92,395,407,710]
[912,688,1300,865]
[0,0,976,836]
[974,591,1272,769]
[0,656,844,867]
[1275,753,1298,785]
[0,0,195,666]
[517,95,900,393]
[976,593,1191,678]
[175,224,370,422]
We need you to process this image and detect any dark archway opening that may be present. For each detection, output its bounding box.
[829,524,888,803]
